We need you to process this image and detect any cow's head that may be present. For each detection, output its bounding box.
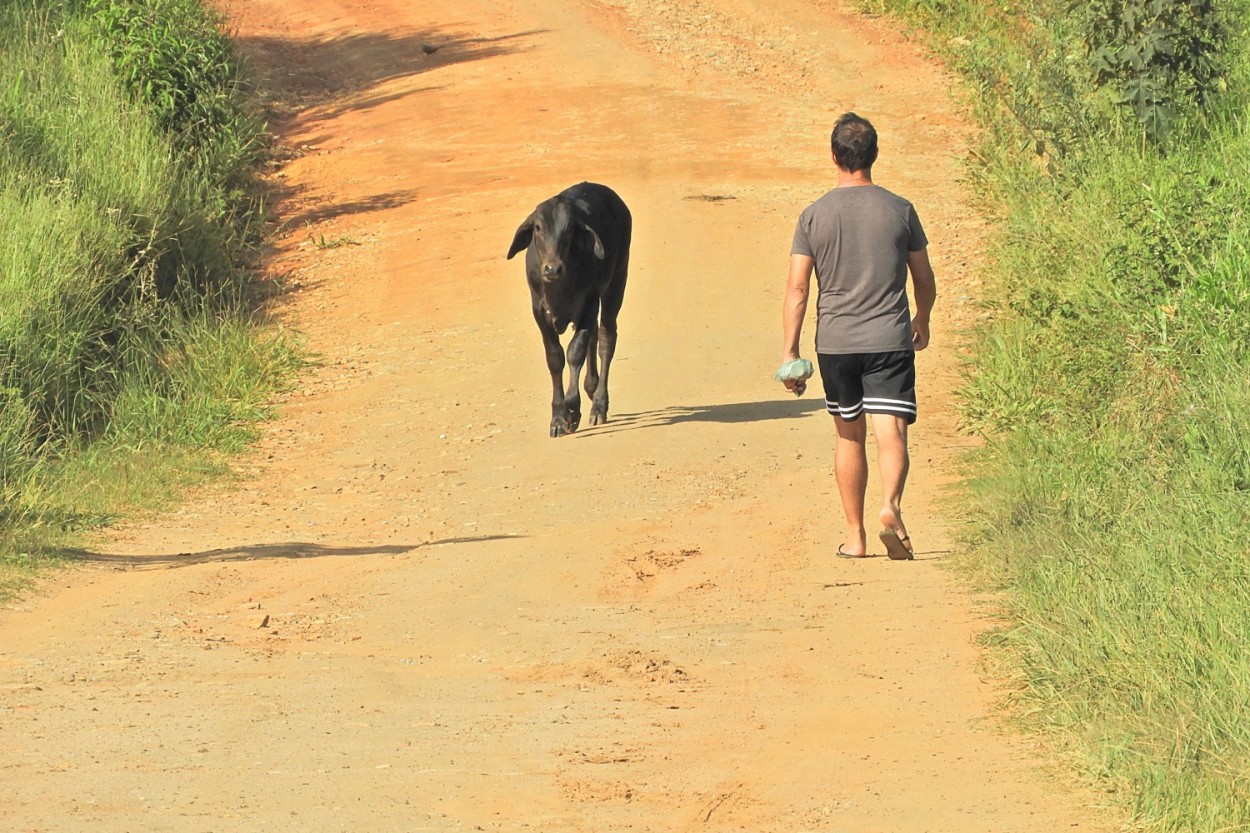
[507,197,605,282]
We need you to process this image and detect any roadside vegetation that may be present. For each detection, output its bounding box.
[863,0,1250,827]
[0,0,300,597]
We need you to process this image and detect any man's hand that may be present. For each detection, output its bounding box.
[907,248,936,352]
[912,320,930,351]
[776,357,814,397]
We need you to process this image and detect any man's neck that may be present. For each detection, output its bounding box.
[836,169,873,188]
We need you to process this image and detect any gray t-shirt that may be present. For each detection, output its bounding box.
[791,184,928,354]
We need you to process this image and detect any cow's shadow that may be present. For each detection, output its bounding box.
[587,398,824,435]
[60,535,519,569]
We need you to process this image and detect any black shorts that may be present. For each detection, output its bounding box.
[817,350,917,424]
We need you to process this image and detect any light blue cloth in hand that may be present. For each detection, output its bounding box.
[774,358,814,383]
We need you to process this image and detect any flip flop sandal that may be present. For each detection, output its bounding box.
[879,529,914,561]
[836,545,868,559]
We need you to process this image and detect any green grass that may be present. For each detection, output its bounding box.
[863,0,1250,829]
[0,1,301,593]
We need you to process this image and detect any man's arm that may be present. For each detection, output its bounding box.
[781,254,814,391]
[782,254,813,360]
[907,248,936,351]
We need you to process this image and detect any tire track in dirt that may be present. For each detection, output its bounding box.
[0,0,1117,830]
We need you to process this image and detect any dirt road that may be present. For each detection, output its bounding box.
[0,1,1117,830]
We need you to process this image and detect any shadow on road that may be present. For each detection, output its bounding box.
[280,188,424,230]
[242,27,547,285]
[237,28,546,119]
[585,398,824,435]
[62,535,521,568]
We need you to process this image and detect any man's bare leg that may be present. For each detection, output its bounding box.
[834,415,868,556]
[871,412,913,554]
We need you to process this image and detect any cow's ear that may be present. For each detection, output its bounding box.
[507,219,533,259]
[579,222,605,260]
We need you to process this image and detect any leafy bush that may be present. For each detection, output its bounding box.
[85,0,265,173]
[1082,0,1226,141]
[86,0,268,293]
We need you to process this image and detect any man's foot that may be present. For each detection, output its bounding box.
[878,506,914,560]
[879,528,914,561]
[878,506,909,538]
[836,544,868,559]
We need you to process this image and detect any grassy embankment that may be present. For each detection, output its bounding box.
[864,0,1250,828]
[0,0,300,596]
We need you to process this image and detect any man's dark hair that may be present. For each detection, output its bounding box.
[830,113,878,173]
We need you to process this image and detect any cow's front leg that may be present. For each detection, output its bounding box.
[535,314,571,438]
[562,325,593,434]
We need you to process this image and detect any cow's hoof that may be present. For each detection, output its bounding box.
[588,409,607,426]
[550,417,579,437]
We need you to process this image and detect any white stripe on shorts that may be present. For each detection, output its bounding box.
[863,396,917,417]
[827,399,864,419]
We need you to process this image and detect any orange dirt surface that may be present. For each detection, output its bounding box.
[0,0,1121,830]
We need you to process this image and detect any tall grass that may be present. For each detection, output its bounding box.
[863,0,1250,828]
[0,1,300,585]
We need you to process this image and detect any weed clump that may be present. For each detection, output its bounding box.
[0,2,298,558]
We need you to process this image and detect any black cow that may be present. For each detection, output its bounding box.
[507,182,632,437]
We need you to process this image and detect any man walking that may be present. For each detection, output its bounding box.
[780,113,937,560]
